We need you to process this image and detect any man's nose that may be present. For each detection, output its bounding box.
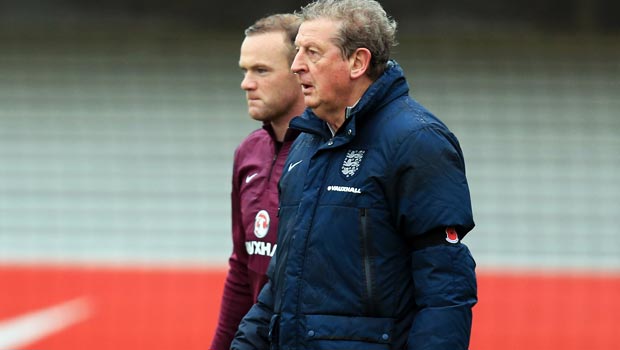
[240,75,256,90]
[291,51,306,75]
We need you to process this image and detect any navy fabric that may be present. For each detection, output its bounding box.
[232,61,477,350]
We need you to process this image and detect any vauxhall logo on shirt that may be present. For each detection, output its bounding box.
[246,210,276,257]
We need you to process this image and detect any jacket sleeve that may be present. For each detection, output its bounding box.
[231,257,276,350]
[408,243,477,350]
[392,126,477,350]
[210,153,255,350]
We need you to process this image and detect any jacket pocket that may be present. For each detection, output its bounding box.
[304,314,394,350]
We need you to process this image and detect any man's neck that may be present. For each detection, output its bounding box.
[270,119,289,142]
[271,100,306,141]
[323,79,371,133]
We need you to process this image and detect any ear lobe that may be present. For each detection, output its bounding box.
[349,48,372,79]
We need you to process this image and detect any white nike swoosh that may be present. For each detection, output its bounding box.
[0,296,93,349]
[245,173,259,184]
[288,160,303,172]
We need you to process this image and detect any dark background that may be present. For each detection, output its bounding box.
[1,0,619,32]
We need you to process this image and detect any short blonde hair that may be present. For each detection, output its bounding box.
[244,13,302,64]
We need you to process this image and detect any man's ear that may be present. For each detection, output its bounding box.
[349,48,372,79]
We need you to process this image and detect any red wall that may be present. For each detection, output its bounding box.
[0,265,618,349]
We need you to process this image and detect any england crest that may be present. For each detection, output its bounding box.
[341,149,366,179]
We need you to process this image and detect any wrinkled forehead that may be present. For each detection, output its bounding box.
[295,18,341,46]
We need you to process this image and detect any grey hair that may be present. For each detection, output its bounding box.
[244,13,302,64]
[297,0,397,80]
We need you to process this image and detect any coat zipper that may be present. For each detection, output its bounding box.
[360,208,376,315]
[267,153,277,182]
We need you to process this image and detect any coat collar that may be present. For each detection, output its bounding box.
[290,60,409,139]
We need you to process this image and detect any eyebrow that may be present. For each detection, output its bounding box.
[295,38,322,50]
[240,61,273,69]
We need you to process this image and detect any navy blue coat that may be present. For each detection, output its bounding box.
[232,61,477,350]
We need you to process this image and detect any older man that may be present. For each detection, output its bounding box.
[233,1,477,349]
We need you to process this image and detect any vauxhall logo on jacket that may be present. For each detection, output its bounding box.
[324,149,366,194]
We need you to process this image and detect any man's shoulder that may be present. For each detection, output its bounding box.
[233,128,274,163]
[377,97,447,135]
[237,128,271,149]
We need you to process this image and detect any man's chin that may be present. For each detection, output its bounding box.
[249,113,270,122]
[303,98,319,111]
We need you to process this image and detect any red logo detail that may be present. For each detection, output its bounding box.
[445,227,459,243]
[254,210,270,238]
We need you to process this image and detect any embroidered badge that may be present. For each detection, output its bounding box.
[254,210,270,238]
[341,150,365,178]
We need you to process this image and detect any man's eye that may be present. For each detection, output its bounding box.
[308,50,321,62]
